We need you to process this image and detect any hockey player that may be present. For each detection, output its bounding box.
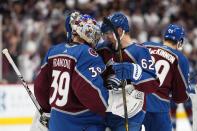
[97,12,160,131]
[142,24,191,131]
[170,70,196,131]
[170,98,193,131]
[33,12,109,131]
[190,75,197,131]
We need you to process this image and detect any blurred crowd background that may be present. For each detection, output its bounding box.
[0,0,197,83]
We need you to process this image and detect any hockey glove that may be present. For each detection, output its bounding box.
[106,75,135,94]
[30,111,49,131]
[112,62,142,82]
[187,84,196,94]
[106,75,121,89]
[39,112,50,128]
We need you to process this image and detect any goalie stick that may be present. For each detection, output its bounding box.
[2,49,44,115]
[103,17,129,131]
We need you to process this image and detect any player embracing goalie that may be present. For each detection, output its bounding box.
[30,11,158,131]
[29,11,195,131]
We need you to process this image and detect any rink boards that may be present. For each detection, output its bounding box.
[0,84,189,125]
[0,84,36,125]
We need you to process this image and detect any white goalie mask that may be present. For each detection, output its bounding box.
[69,12,101,47]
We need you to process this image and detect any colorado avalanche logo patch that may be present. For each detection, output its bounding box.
[88,48,98,57]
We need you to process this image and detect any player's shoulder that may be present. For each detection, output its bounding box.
[73,43,100,61]
[124,42,151,63]
[49,42,94,56]
[127,42,146,50]
[161,45,189,67]
[75,44,105,68]
[47,43,67,56]
[74,43,96,54]
[126,42,149,55]
[40,43,64,65]
[42,43,65,60]
[143,41,163,47]
[171,49,189,64]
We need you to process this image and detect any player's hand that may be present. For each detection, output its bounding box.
[30,111,49,131]
[106,75,135,94]
[106,75,121,90]
[39,112,50,128]
[112,62,142,82]
[187,84,196,94]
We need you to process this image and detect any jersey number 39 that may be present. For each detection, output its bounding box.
[50,70,70,107]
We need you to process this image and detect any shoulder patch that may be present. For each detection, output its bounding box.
[88,48,98,57]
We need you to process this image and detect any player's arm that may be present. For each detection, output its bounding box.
[171,55,190,103]
[132,45,160,93]
[112,61,159,93]
[112,46,160,94]
[134,69,160,93]
[30,111,49,131]
[34,48,53,113]
[72,46,108,116]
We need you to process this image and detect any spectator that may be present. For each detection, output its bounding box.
[0,0,196,83]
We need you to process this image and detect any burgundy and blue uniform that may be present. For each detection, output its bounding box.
[34,43,108,131]
[96,41,159,131]
[143,41,190,131]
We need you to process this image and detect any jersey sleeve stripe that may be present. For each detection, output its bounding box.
[41,62,47,69]
[52,107,90,115]
[177,64,189,89]
[48,54,77,62]
[135,78,156,85]
[74,67,108,108]
[152,93,170,103]
[124,49,137,63]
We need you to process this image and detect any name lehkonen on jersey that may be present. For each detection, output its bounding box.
[53,58,71,69]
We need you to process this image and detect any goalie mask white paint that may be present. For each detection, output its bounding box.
[69,12,101,47]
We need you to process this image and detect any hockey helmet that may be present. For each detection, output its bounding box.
[101,12,129,33]
[164,24,185,43]
[66,12,101,47]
